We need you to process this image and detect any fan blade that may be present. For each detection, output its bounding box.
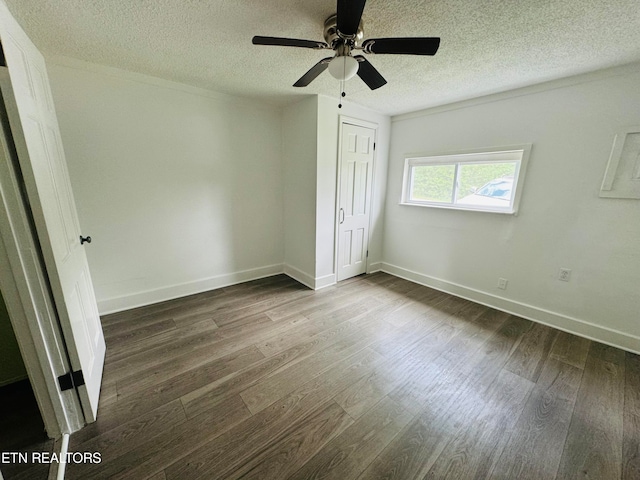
[354,56,387,90]
[293,58,332,87]
[362,37,440,55]
[337,0,367,36]
[252,36,328,49]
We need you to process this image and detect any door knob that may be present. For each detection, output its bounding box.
[80,235,92,245]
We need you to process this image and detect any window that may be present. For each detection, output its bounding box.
[401,146,531,214]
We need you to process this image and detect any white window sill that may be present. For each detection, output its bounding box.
[399,201,517,215]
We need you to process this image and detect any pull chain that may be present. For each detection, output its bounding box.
[337,57,349,108]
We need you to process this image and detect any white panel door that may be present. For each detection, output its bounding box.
[337,122,375,281]
[0,4,105,422]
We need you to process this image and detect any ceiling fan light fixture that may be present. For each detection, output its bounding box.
[253,0,440,90]
[328,55,359,81]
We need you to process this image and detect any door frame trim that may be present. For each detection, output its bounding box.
[334,115,378,282]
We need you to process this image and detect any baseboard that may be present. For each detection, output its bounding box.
[381,262,640,354]
[283,265,336,290]
[283,264,315,289]
[367,262,383,273]
[0,374,28,388]
[98,264,284,314]
[315,273,337,290]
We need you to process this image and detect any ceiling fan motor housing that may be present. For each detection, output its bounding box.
[323,14,364,49]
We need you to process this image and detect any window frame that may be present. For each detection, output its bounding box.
[400,145,532,214]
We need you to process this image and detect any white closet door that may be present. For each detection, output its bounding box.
[337,122,375,281]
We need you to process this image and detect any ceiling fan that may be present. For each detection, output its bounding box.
[252,0,440,90]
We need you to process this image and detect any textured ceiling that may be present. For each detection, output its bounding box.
[4,0,640,115]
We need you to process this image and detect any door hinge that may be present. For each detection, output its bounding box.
[58,370,85,392]
[373,142,376,151]
[366,250,369,258]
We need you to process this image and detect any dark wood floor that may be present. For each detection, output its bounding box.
[63,273,639,480]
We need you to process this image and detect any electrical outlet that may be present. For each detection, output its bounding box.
[558,268,572,282]
[497,278,508,290]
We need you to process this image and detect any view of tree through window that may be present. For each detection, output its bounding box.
[410,165,455,202]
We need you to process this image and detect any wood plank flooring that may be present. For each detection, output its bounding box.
[62,273,639,480]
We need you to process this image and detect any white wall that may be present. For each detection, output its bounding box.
[47,58,389,309]
[315,96,338,284]
[282,96,318,286]
[47,58,284,313]
[383,64,640,352]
